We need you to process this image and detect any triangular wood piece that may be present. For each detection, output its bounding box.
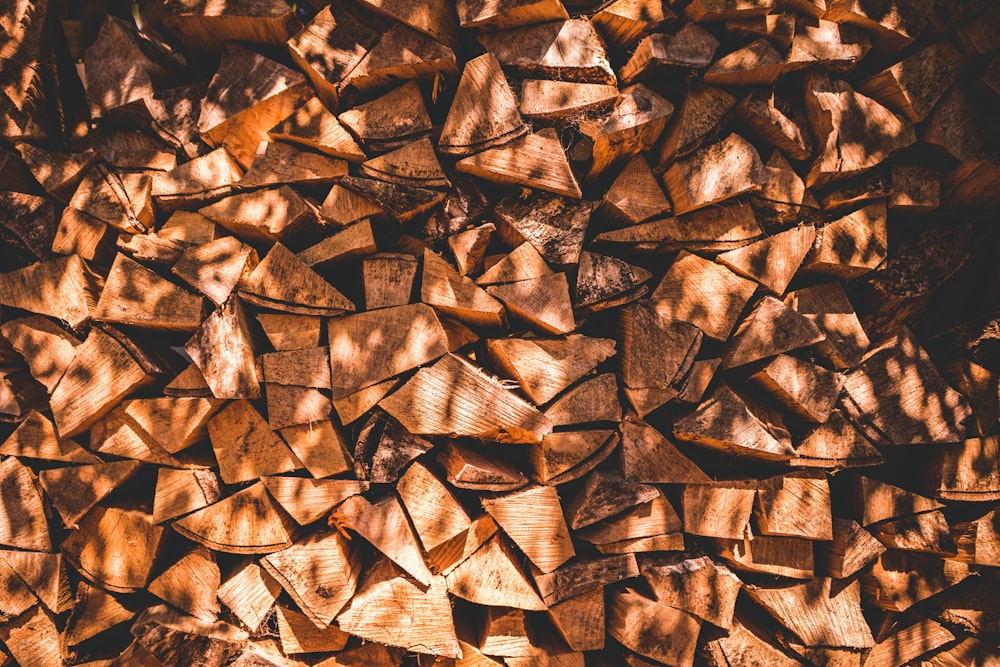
[152,467,221,524]
[753,151,819,225]
[745,578,874,649]
[0,555,42,621]
[641,554,741,630]
[620,23,719,83]
[818,518,886,579]
[755,471,833,540]
[656,82,736,164]
[674,383,795,461]
[150,147,243,210]
[578,493,682,552]
[16,143,98,203]
[0,458,50,551]
[438,440,529,491]
[544,374,622,427]
[332,378,402,425]
[238,242,355,316]
[532,553,639,607]
[333,494,434,586]
[173,483,296,554]
[337,559,460,658]
[716,225,816,296]
[547,586,606,652]
[261,529,360,627]
[482,485,574,573]
[711,532,815,579]
[218,562,281,632]
[207,400,300,484]
[367,417,435,484]
[476,242,552,286]
[478,19,616,84]
[487,335,617,405]
[804,71,915,188]
[801,202,888,280]
[148,547,221,622]
[705,38,784,85]
[276,604,350,655]
[0,605,63,667]
[0,550,71,614]
[520,80,619,121]
[620,418,711,484]
[360,138,450,189]
[592,0,672,49]
[784,282,869,369]
[0,254,102,329]
[477,607,536,658]
[620,301,702,395]
[737,90,814,163]
[790,411,885,468]
[750,354,844,424]
[438,52,528,156]
[527,430,617,485]
[297,219,377,269]
[722,295,826,369]
[328,302,449,399]
[342,21,458,94]
[862,550,970,612]
[445,535,547,610]
[339,175,446,223]
[123,396,221,454]
[1,316,81,393]
[422,248,505,328]
[651,251,759,341]
[338,81,432,153]
[787,17,870,73]
[262,477,367,526]
[90,404,180,466]
[68,166,153,234]
[449,223,495,276]
[61,506,164,593]
[608,588,702,667]
[487,273,576,334]
[363,252,419,309]
[64,581,134,646]
[358,0,458,46]
[494,188,592,266]
[599,155,671,225]
[565,469,660,530]
[456,0,568,29]
[865,617,955,666]
[172,236,258,307]
[0,411,98,463]
[197,44,308,167]
[185,297,260,399]
[199,185,317,245]
[39,459,141,529]
[397,460,473,556]
[575,252,652,313]
[662,133,765,215]
[457,129,582,198]
[238,141,348,189]
[269,96,366,161]
[257,314,322,353]
[845,476,945,527]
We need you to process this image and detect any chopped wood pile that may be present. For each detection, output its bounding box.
[2,0,1000,664]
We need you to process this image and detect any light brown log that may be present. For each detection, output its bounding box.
[94,253,203,332]
[494,189,592,266]
[753,151,819,227]
[152,467,221,524]
[476,242,552,287]
[438,52,527,156]
[239,242,355,316]
[0,254,101,330]
[482,485,574,573]
[90,406,178,466]
[339,175,446,223]
[338,81,431,153]
[421,248,505,328]
[50,326,158,437]
[750,354,843,423]
[746,577,873,649]
[620,24,719,84]
[577,84,674,182]
[361,138,449,189]
[275,604,349,655]
[722,295,826,369]
[918,436,1000,501]
[256,314,320,353]
[787,17,870,71]
[173,483,295,554]
[437,439,529,491]
[397,460,473,556]
[478,19,615,84]
[40,459,140,530]
[619,301,701,397]
[0,605,63,667]
[860,550,970,612]
[801,202,888,279]
[52,207,116,264]
[218,562,281,633]
[844,476,944,527]
[269,96,366,161]
[526,430,618,485]
[859,42,963,124]
[674,384,795,460]
[16,143,97,203]
[0,457,49,551]
[487,273,576,335]
[150,147,243,210]
[130,604,249,666]
[487,335,616,406]
[784,282,870,369]
[0,550,70,615]
[449,224,494,277]
[185,297,259,400]
[61,505,163,592]
[592,0,672,49]
[208,400,300,484]
[608,588,701,667]
[704,612,800,667]
[238,141,347,189]
[656,82,736,165]
[869,509,956,556]
[456,0,569,30]
[333,494,434,586]
[823,0,930,51]
[651,251,758,340]
[818,518,886,579]
[276,420,354,480]
[363,253,419,309]
[842,328,971,446]
[866,617,955,667]
[712,533,815,578]
[620,418,710,484]
[705,38,784,85]
[520,80,619,121]
[0,316,80,393]
[332,379,401,425]
[662,133,764,215]
[340,22,458,96]
[548,587,605,652]
[0,411,96,463]
[148,547,220,622]
[544,373,621,426]
[457,129,582,199]
[297,220,376,270]
[755,471,832,540]
[682,481,756,539]
[445,535,546,610]
[172,237,258,308]
[565,469,659,530]
[804,72,915,188]
[641,554,741,630]
[599,155,671,226]
[717,224,815,296]
[534,553,639,607]
[477,606,535,658]
[199,186,318,245]
[578,492,682,551]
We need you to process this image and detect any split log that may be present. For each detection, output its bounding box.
[477,19,616,84]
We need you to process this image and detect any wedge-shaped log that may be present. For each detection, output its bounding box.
[487,273,576,335]
[208,400,300,484]
[717,225,815,296]
[456,0,569,30]
[620,418,710,484]
[482,485,574,573]
[641,554,741,630]
[338,81,432,153]
[487,335,616,405]
[445,535,546,610]
[172,236,258,307]
[478,19,615,84]
[784,282,869,369]
[422,248,505,327]
[199,186,318,245]
[818,518,886,579]
[94,253,203,332]
[185,297,260,400]
[40,459,141,530]
[62,505,164,593]
[721,295,826,369]
[380,353,553,443]
[608,588,702,667]
[148,547,220,623]
[269,96,366,161]
[755,471,833,540]
[0,254,101,329]
[494,188,592,266]
[457,129,582,198]
[173,483,295,554]
[750,354,843,424]
[662,133,764,215]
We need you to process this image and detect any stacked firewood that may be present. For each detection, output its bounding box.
[0,0,999,664]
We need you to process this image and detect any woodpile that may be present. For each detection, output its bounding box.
[1,0,1000,664]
